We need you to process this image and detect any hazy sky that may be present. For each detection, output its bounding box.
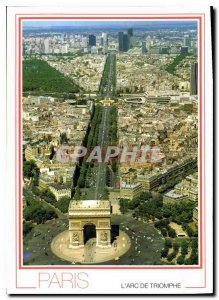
[22,20,197,30]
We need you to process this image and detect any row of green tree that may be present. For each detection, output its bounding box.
[154,219,176,238]
[108,106,118,146]
[161,238,198,265]
[77,104,102,189]
[111,54,117,95]
[99,55,110,95]
[99,54,116,96]
[87,105,102,149]
[161,238,180,261]
[108,106,118,180]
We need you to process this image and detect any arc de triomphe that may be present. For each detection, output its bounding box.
[68,200,111,248]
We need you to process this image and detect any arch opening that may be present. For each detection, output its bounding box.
[83,224,96,244]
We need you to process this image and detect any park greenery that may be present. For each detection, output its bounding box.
[119,191,197,238]
[23,160,60,227]
[23,160,39,185]
[55,196,71,213]
[120,192,153,213]
[23,195,58,225]
[120,192,163,219]
[119,189,198,265]
[165,53,191,75]
[23,160,40,179]
[23,59,80,94]
[32,186,71,214]
[33,187,56,205]
[163,201,196,228]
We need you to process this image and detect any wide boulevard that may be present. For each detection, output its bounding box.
[87,53,116,200]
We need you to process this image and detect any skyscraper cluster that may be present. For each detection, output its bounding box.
[118,28,133,52]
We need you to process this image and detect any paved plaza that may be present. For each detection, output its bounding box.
[51,229,131,264]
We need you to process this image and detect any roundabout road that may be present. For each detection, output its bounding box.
[51,229,131,264]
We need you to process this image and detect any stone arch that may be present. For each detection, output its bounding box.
[69,200,111,249]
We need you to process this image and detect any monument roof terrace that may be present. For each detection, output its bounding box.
[69,200,111,217]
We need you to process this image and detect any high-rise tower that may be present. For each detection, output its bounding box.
[118,32,124,51]
[190,63,198,95]
[89,35,96,46]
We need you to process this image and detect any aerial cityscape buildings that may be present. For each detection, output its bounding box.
[22,20,199,266]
